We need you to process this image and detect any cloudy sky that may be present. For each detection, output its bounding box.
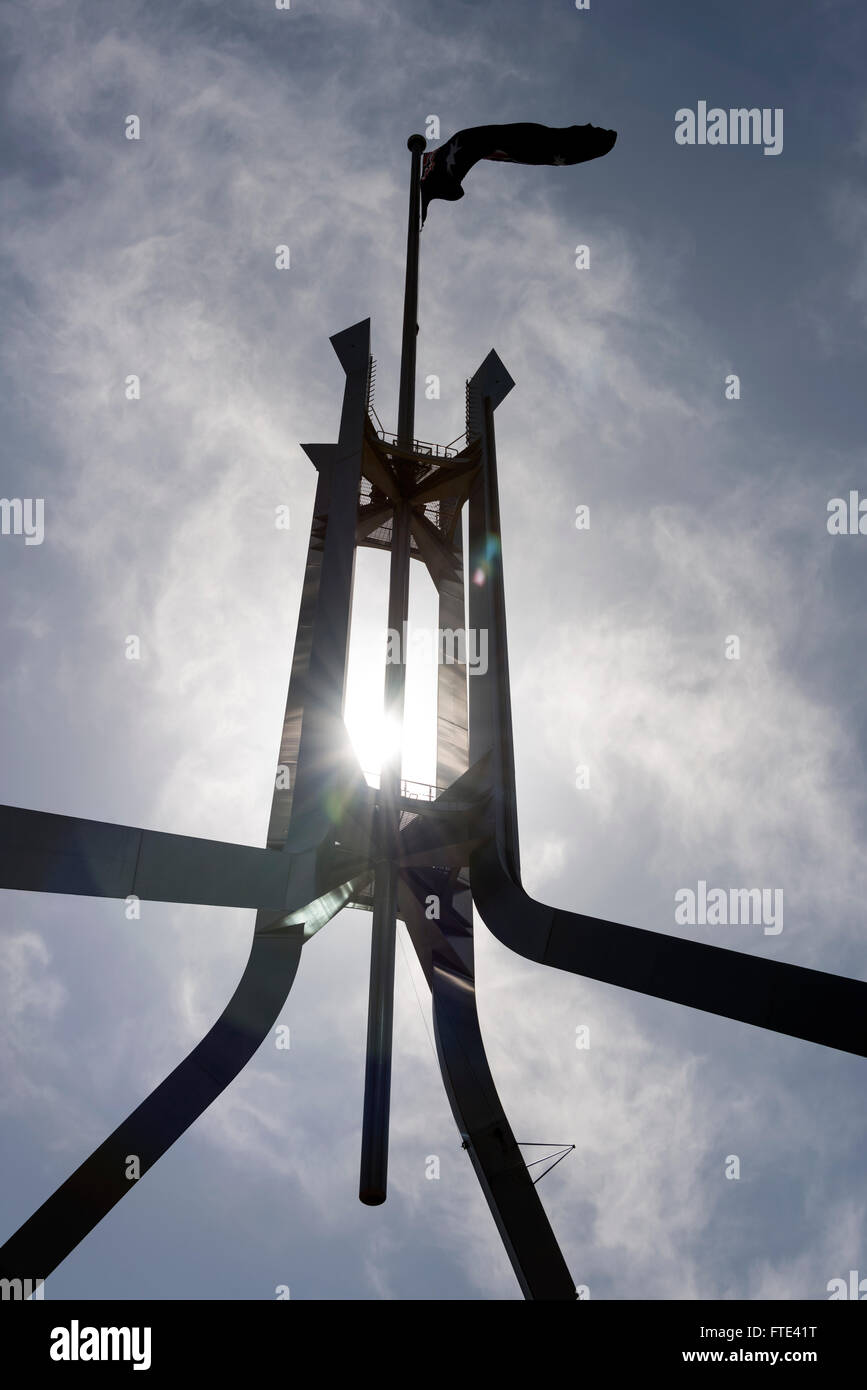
[2,0,867,1300]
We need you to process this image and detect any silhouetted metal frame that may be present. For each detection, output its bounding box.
[0,320,375,1285]
[397,851,576,1300]
[0,318,561,1299]
[464,350,867,1060]
[392,456,576,1297]
[3,324,865,1302]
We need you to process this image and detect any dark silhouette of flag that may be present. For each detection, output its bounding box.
[420,122,617,223]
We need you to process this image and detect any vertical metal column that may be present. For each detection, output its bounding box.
[359,134,426,1204]
[281,321,372,911]
[436,533,469,792]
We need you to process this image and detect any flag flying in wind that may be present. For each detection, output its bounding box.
[420,122,617,224]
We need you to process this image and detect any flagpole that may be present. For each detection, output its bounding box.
[397,133,426,447]
[359,133,426,1206]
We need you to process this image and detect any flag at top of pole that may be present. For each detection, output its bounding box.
[420,121,617,224]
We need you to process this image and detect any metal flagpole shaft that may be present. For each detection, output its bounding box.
[396,133,426,448]
[359,133,426,1205]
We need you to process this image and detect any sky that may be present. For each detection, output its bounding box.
[1,0,867,1300]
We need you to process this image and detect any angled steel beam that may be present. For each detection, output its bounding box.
[360,432,402,502]
[394,466,578,1300]
[465,352,867,1060]
[409,509,463,589]
[357,501,392,542]
[398,860,576,1300]
[279,318,372,911]
[0,320,373,1285]
[0,931,305,1284]
[0,804,292,909]
[407,456,480,506]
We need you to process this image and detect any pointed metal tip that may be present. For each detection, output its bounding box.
[300,443,336,471]
[329,319,371,372]
[468,349,516,408]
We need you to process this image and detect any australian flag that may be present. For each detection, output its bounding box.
[420,122,617,224]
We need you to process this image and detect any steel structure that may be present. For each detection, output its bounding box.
[1,137,866,1300]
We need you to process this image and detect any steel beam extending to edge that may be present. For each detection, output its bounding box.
[0,932,306,1284]
[397,852,576,1300]
[464,350,867,1061]
[393,413,579,1300]
[0,803,293,910]
[0,319,373,1287]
